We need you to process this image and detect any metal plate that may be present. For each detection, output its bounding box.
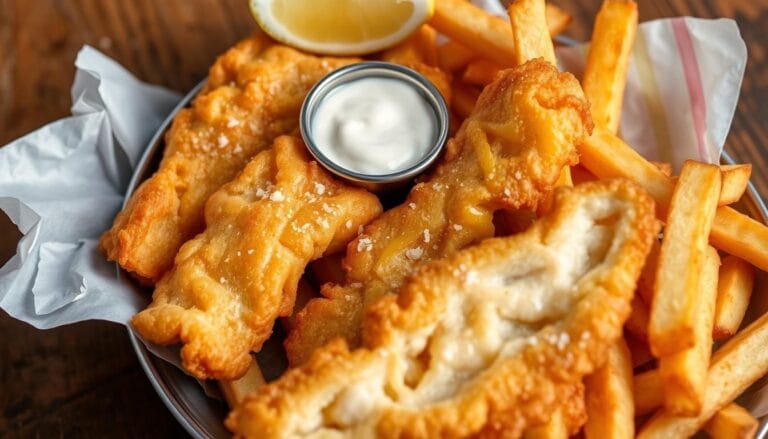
[123,80,768,438]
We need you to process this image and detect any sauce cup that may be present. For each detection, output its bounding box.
[300,61,449,192]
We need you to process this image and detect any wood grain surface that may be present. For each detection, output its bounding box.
[1,0,766,437]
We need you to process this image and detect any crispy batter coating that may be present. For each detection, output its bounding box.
[100,34,358,282]
[131,136,382,380]
[285,59,593,365]
[227,180,658,438]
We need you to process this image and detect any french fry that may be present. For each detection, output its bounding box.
[523,408,568,439]
[658,246,720,415]
[508,0,556,65]
[545,4,572,37]
[430,0,517,66]
[430,0,566,67]
[626,333,654,369]
[710,206,768,272]
[703,403,759,439]
[651,161,673,177]
[625,294,649,342]
[713,255,756,340]
[636,236,661,306]
[578,127,768,272]
[451,81,481,120]
[649,161,721,357]
[437,39,476,72]
[637,309,768,438]
[633,369,663,417]
[462,59,502,86]
[581,0,638,133]
[671,163,752,206]
[219,360,266,407]
[584,339,635,439]
[413,24,439,66]
[718,163,752,205]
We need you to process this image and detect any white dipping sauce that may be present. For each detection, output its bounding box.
[312,77,436,175]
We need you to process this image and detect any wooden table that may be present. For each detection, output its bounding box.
[1,1,766,436]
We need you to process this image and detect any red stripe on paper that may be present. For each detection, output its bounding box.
[671,17,710,162]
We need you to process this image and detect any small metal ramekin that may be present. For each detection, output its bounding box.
[300,61,449,191]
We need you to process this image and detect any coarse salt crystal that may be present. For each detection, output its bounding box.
[405,247,423,260]
[314,182,326,195]
[226,118,240,128]
[345,219,353,229]
[218,135,229,148]
[269,190,285,202]
[452,224,463,231]
[423,229,430,243]
[409,202,417,210]
[357,237,373,252]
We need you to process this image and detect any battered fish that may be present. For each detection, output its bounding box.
[227,179,658,438]
[285,59,593,365]
[131,136,382,380]
[100,34,357,283]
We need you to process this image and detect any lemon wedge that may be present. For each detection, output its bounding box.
[249,0,434,55]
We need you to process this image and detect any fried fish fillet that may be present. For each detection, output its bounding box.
[131,136,382,380]
[227,179,658,438]
[100,33,357,283]
[285,59,593,365]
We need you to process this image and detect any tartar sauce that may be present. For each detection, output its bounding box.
[312,77,436,175]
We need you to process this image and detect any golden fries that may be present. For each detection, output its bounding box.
[579,127,675,214]
[713,255,756,340]
[633,369,663,417]
[711,206,768,272]
[582,0,638,133]
[584,339,635,439]
[438,39,476,72]
[431,0,517,66]
[651,161,673,177]
[545,4,572,37]
[638,309,768,438]
[649,161,721,357]
[219,360,266,407]
[508,0,556,65]
[524,408,568,439]
[671,163,751,205]
[658,246,720,415]
[703,403,759,439]
[451,81,481,120]
[431,0,566,67]
[462,59,502,86]
[718,163,752,205]
[579,127,768,272]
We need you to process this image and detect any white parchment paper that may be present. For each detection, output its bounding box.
[0,16,760,414]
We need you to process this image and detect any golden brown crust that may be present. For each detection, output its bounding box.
[100,34,358,282]
[228,180,658,438]
[131,136,381,380]
[285,59,593,366]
